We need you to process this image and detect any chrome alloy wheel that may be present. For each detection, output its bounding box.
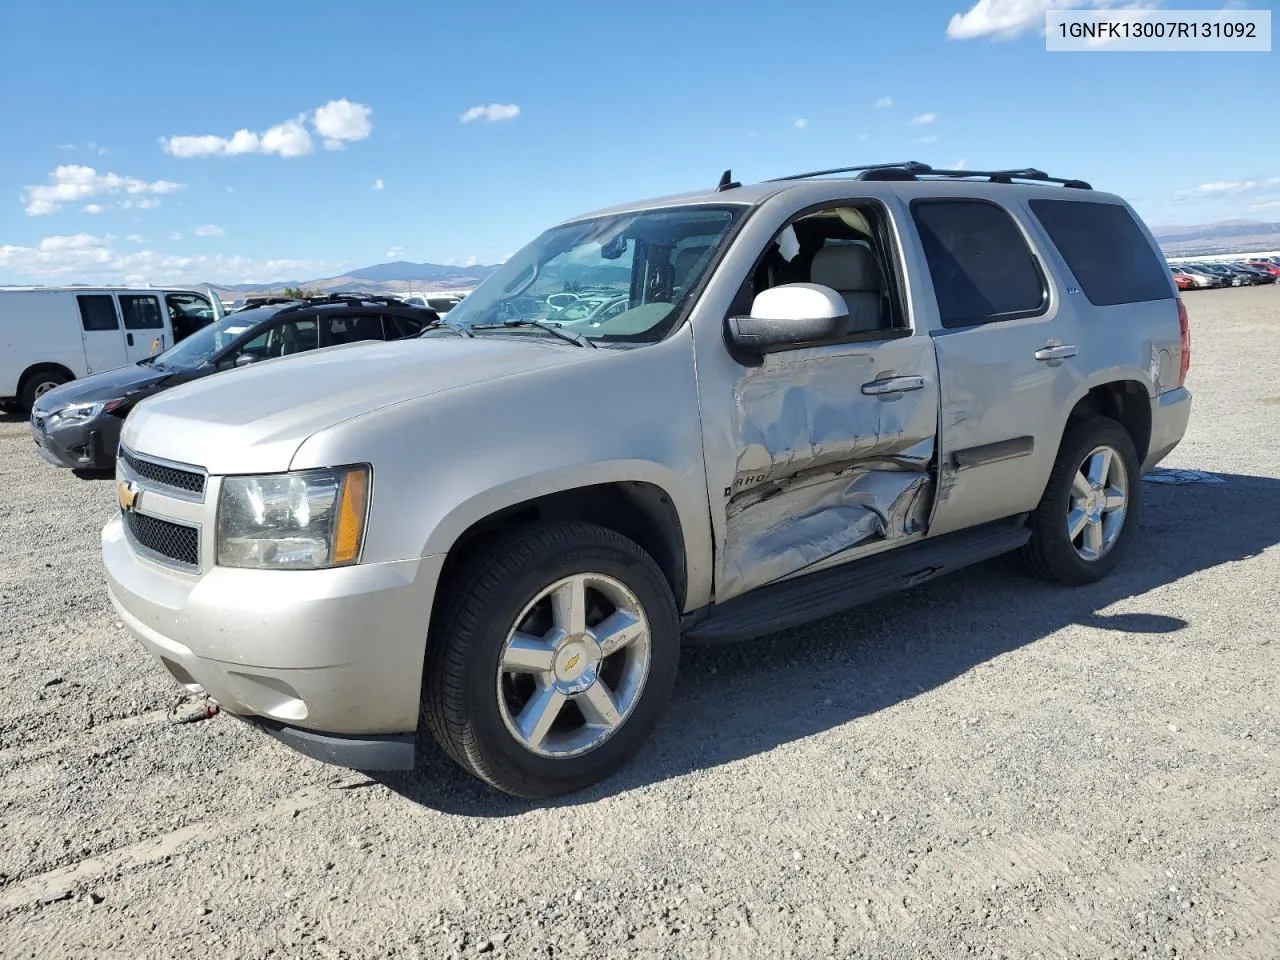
[1067,444,1129,562]
[496,572,651,759]
[32,379,60,399]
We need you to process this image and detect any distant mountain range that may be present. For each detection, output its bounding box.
[202,219,1280,299]
[1150,219,1280,256]
[205,261,504,300]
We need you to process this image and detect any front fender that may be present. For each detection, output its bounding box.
[288,330,715,610]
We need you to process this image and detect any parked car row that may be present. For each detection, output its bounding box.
[89,162,1193,800]
[28,294,444,471]
[1169,257,1280,290]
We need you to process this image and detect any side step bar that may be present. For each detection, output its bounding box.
[682,516,1031,644]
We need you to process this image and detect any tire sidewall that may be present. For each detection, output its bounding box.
[20,372,68,411]
[458,534,679,792]
[1043,419,1142,582]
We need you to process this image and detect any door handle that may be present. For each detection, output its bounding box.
[127,332,135,347]
[1034,343,1077,362]
[861,375,927,397]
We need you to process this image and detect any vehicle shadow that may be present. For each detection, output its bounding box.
[382,472,1280,816]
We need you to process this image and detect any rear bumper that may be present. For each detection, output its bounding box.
[1142,386,1193,474]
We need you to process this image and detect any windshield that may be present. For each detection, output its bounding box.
[151,307,282,370]
[444,204,745,344]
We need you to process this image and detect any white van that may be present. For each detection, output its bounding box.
[0,286,223,410]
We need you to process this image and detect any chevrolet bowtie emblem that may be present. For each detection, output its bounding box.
[118,481,140,512]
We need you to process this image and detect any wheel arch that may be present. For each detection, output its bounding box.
[424,464,700,615]
[1060,377,1153,466]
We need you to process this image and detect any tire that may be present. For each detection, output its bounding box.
[1020,415,1141,586]
[422,521,680,799]
[19,370,69,412]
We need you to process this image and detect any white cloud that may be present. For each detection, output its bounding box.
[1197,178,1280,195]
[22,165,183,216]
[459,103,520,123]
[873,96,893,108]
[918,135,940,144]
[792,117,808,130]
[955,159,968,169]
[313,99,373,149]
[373,178,384,191]
[1173,176,1280,202]
[0,233,333,286]
[194,224,226,238]
[120,197,160,210]
[385,246,405,258]
[161,100,371,159]
[259,118,314,158]
[57,143,75,151]
[126,234,145,243]
[82,204,104,215]
[946,0,1162,41]
[169,232,183,241]
[910,113,938,125]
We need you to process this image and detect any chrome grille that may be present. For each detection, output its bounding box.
[124,511,199,568]
[119,448,206,497]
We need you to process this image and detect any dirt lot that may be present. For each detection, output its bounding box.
[1,286,1278,960]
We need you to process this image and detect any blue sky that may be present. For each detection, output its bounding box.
[1,0,1276,285]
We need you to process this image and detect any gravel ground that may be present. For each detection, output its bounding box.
[1,286,1277,960]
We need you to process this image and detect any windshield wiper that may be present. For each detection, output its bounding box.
[470,319,597,348]
[418,318,474,339]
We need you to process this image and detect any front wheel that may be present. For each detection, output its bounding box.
[422,522,680,799]
[1020,415,1141,586]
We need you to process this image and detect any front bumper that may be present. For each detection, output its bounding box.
[103,514,445,768]
[30,410,121,470]
[1142,385,1193,474]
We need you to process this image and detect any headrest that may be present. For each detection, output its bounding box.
[810,243,881,292]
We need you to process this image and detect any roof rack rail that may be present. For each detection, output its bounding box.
[766,161,931,182]
[766,161,1092,190]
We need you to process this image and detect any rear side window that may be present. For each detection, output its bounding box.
[77,295,118,331]
[1029,199,1173,306]
[119,294,164,329]
[384,313,423,338]
[910,199,1047,329]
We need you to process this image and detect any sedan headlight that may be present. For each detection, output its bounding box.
[216,465,370,570]
[52,398,126,422]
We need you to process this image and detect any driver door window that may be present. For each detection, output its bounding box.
[230,318,319,365]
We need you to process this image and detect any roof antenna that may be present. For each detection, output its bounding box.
[716,169,741,192]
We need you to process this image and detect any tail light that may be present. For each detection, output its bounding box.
[1176,296,1191,387]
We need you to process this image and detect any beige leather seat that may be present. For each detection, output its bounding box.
[809,243,885,334]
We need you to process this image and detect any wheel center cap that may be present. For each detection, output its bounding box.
[1084,484,1105,519]
[552,634,601,695]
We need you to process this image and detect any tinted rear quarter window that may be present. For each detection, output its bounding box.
[1028,199,1173,306]
[77,294,119,331]
[910,199,1047,329]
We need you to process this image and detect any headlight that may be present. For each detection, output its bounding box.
[216,465,370,570]
[52,398,125,422]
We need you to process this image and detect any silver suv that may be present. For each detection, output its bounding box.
[102,162,1193,798]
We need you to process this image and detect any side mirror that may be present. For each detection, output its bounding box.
[727,283,849,353]
[234,353,258,368]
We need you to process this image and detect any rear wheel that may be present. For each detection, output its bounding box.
[19,370,69,412]
[1021,415,1141,586]
[422,522,680,799]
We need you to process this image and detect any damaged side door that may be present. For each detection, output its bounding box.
[710,200,941,602]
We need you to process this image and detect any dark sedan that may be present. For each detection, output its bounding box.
[30,295,441,472]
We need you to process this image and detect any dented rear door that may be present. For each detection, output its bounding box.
[710,336,940,601]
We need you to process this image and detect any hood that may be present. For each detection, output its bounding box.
[34,362,171,414]
[121,335,595,473]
